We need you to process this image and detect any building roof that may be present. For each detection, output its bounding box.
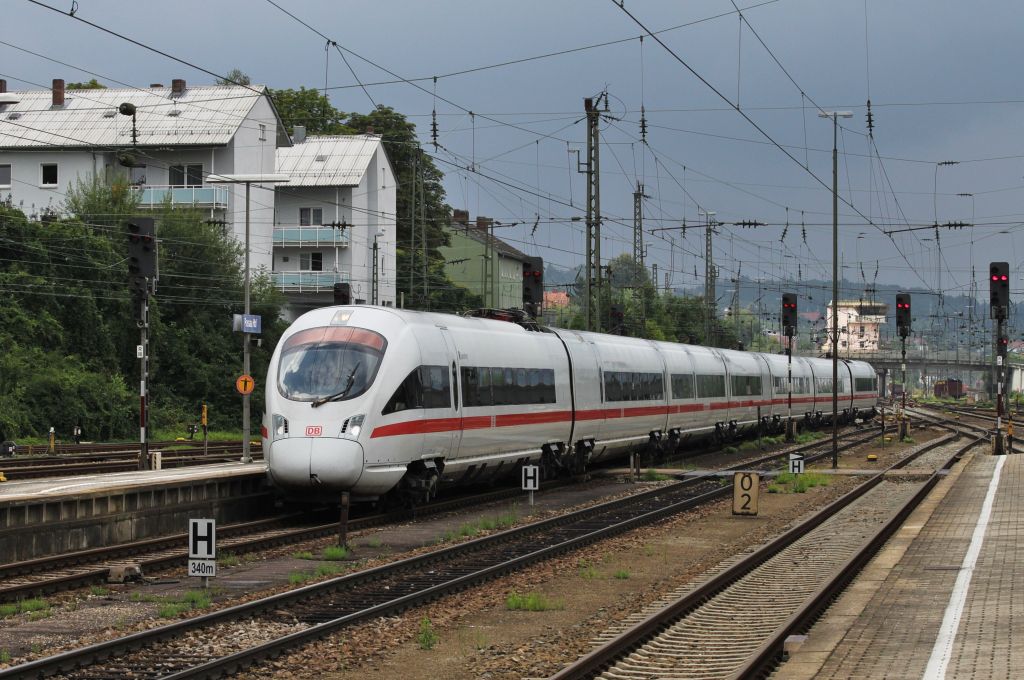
[0,84,286,150]
[544,291,570,308]
[448,220,531,262]
[275,134,382,187]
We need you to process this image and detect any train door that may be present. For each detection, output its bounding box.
[420,325,461,461]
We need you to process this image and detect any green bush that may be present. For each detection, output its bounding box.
[506,592,564,611]
[417,617,439,650]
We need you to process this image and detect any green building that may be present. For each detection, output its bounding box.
[441,209,529,309]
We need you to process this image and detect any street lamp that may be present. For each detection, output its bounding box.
[819,110,852,469]
[207,173,291,464]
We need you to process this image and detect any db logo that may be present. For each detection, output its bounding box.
[305,426,323,436]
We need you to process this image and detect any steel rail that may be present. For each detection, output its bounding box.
[0,428,885,679]
[548,430,974,679]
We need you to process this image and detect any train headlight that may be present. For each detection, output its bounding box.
[273,414,289,438]
[344,414,365,439]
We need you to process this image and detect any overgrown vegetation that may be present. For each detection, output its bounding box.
[417,617,439,650]
[0,180,285,442]
[642,469,670,482]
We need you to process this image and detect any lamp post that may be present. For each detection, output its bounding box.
[819,110,852,469]
[208,173,290,464]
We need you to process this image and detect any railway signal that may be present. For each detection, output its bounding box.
[333,282,351,306]
[781,293,797,337]
[609,304,625,335]
[522,256,544,319]
[895,293,911,337]
[990,261,1009,319]
[998,334,1008,357]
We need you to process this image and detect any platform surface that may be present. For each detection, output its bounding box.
[784,450,1023,679]
[0,461,268,504]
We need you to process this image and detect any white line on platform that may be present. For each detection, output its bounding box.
[923,454,1006,680]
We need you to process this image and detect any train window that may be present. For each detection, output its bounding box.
[278,326,386,403]
[382,365,450,414]
[603,371,663,402]
[855,377,874,392]
[461,367,481,406]
[460,366,556,406]
[672,374,695,400]
[731,375,762,397]
[696,374,726,398]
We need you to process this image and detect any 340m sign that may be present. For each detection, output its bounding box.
[188,559,216,577]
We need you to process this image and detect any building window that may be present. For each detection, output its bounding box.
[129,165,147,186]
[169,164,203,187]
[299,207,323,226]
[0,164,10,187]
[299,252,323,271]
[259,123,267,141]
[41,163,58,186]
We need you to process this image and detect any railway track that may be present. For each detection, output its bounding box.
[550,431,977,679]
[0,425,883,605]
[0,427,892,679]
[0,444,260,480]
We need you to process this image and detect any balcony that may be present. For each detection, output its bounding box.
[272,271,348,293]
[273,226,350,248]
[131,185,229,209]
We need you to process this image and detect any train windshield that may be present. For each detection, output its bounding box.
[277,326,387,403]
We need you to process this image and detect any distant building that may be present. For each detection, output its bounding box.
[440,209,529,308]
[820,300,888,355]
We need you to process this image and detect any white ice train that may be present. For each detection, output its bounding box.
[262,306,879,504]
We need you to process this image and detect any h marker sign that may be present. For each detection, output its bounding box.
[522,465,539,505]
[188,518,216,580]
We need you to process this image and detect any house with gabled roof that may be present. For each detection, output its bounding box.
[0,77,288,271]
[273,129,396,318]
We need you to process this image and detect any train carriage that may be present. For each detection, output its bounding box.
[264,307,879,504]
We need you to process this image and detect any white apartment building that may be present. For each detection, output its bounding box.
[273,130,396,319]
[0,78,287,271]
[0,79,397,320]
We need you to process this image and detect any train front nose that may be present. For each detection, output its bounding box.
[268,437,365,493]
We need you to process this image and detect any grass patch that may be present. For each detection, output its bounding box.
[578,561,599,579]
[292,550,315,560]
[289,571,311,585]
[17,599,49,613]
[737,440,760,452]
[724,445,739,454]
[774,471,831,493]
[794,431,825,444]
[506,592,564,611]
[89,586,110,596]
[440,511,519,543]
[642,469,670,482]
[218,553,241,568]
[0,604,17,619]
[158,602,192,618]
[761,435,783,446]
[315,563,345,578]
[0,650,10,663]
[613,570,630,580]
[322,545,350,561]
[417,617,439,650]
[901,436,916,444]
[364,536,383,549]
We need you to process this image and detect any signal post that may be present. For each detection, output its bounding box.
[127,218,157,471]
[991,262,1010,454]
[782,293,798,441]
[895,293,911,439]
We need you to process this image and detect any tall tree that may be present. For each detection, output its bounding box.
[216,68,251,86]
[66,78,106,89]
[269,87,350,136]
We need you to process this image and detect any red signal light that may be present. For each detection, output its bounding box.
[1002,275,1009,281]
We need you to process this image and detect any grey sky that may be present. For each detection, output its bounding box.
[5,0,1024,306]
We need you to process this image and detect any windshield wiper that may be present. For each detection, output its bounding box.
[310,363,360,408]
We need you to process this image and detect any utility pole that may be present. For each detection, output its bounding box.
[371,233,379,305]
[633,182,646,277]
[582,94,606,332]
[701,210,717,344]
[420,154,427,309]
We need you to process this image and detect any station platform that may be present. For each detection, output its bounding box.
[0,462,270,562]
[782,449,1022,679]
